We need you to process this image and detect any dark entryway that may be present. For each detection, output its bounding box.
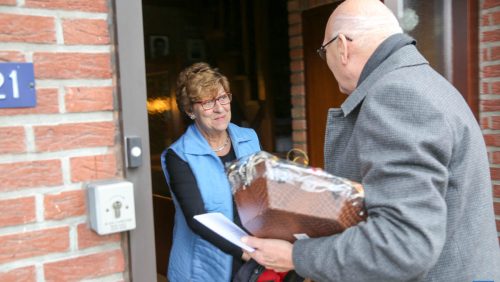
[140,0,291,279]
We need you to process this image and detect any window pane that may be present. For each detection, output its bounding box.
[397,0,451,78]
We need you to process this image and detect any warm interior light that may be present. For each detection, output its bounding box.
[147,97,172,114]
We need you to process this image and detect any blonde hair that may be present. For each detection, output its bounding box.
[176,62,230,115]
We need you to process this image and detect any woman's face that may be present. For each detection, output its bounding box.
[190,85,231,136]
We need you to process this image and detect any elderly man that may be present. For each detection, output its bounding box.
[242,0,500,281]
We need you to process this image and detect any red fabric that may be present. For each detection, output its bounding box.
[257,269,288,282]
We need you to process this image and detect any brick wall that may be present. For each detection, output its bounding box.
[288,0,500,238]
[480,0,500,237]
[288,0,333,153]
[0,0,126,281]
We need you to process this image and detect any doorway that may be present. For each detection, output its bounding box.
[140,0,291,278]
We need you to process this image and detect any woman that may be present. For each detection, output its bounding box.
[162,62,261,281]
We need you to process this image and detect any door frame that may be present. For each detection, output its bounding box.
[114,0,157,281]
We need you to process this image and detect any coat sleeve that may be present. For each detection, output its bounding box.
[292,81,451,281]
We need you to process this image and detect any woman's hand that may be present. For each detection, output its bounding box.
[242,236,295,273]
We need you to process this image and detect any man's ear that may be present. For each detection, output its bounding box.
[338,34,350,65]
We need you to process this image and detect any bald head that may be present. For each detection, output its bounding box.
[326,0,402,49]
[321,0,403,94]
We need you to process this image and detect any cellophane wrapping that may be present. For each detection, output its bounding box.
[226,151,366,242]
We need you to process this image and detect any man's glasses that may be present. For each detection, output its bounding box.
[316,34,353,61]
[194,93,232,110]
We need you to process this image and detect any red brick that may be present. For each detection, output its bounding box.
[289,48,303,60]
[490,167,500,180]
[494,202,500,215]
[288,24,302,37]
[77,223,120,249]
[291,85,304,95]
[44,249,124,281]
[485,134,500,146]
[482,48,489,61]
[480,116,489,129]
[482,64,500,78]
[291,95,305,106]
[482,30,500,43]
[44,190,85,220]
[0,197,36,228]
[491,116,500,130]
[65,86,113,112]
[482,82,489,94]
[0,13,55,43]
[0,51,25,62]
[290,60,303,72]
[492,46,500,62]
[292,119,307,131]
[0,88,59,116]
[0,0,16,5]
[481,13,490,26]
[494,185,500,198]
[292,130,307,142]
[33,52,111,79]
[483,0,500,9]
[287,0,299,12]
[288,12,301,25]
[492,11,500,25]
[292,142,307,152]
[492,151,500,164]
[35,121,115,152]
[0,160,62,191]
[480,99,500,112]
[0,227,69,264]
[492,81,500,95]
[290,72,304,84]
[70,153,117,182]
[0,127,25,154]
[291,107,305,119]
[62,19,109,45]
[25,0,108,13]
[289,36,303,48]
[0,266,36,282]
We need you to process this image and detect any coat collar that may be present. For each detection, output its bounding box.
[341,44,428,117]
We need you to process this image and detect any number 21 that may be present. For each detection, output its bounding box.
[0,70,20,99]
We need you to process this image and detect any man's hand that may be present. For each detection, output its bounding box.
[242,236,295,273]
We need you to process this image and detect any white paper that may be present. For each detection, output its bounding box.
[194,212,255,252]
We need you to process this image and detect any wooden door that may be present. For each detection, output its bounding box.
[302,2,345,168]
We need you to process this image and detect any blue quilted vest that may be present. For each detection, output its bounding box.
[161,123,260,281]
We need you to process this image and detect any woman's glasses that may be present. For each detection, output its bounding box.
[194,93,232,110]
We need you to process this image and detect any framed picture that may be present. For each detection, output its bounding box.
[149,35,169,59]
[187,39,206,62]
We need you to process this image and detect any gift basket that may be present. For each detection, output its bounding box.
[226,151,366,242]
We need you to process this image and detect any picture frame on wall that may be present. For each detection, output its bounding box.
[149,35,169,59]
[187,39,206,62]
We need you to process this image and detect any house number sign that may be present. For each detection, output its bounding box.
[0,63,36,108]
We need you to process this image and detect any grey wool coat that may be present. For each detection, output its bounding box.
[293,44,500,281]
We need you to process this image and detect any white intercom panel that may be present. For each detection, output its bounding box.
[87,180,136,235]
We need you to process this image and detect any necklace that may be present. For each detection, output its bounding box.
[212,136,230,152]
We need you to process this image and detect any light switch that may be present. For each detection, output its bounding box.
[87,180,136,235]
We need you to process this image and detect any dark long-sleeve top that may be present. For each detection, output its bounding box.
[165,146,244,276]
